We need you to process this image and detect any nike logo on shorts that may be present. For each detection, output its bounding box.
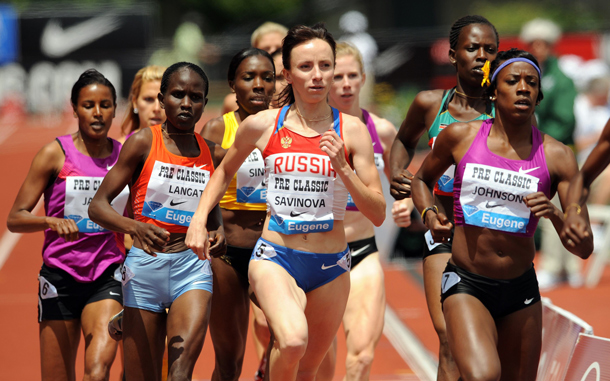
[109,291,121,296]
[192,280,210,285]
[524,298,534,305]
[321,263,338,270]
[350,244,371,258]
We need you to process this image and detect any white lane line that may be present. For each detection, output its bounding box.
[384,305,438,381]
[0,198,43,271]
[0,123,18,146]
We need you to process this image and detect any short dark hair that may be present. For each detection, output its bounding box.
[70,69,117,106]
[228,48,275,83]
[484,48,544,104]
[277,23,336,107]
[160,62,209,97]
[449,15,499,51]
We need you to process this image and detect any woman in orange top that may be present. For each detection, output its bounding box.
[89,62,225,380]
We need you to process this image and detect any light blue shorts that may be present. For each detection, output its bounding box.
[121,247,213,313]
[251,238,350,293]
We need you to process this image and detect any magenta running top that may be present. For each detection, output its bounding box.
[42,135,129,282]
[453,119,551,237]
[346,109,385,211]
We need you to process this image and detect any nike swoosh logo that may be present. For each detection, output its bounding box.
[350,244,371,257]
[485,201,503,209]
[192,281,210,285]
[193,164,208,170]
[524,298,534,305]
[41,14,122,58]
[518,166,540,175]
[109,291,120,296]
[107,164,114,171]
[321,263,338,270]
[290,211,307,218]
[170,200,187,207]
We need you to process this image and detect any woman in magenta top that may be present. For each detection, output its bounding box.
[7,69,125,380]
[412,49,593,380]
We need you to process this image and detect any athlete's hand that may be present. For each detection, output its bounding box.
[425,212,453,243]
[320,129,347,169]
[525,192,560,219]
[390,169,414,200]
[392,199,412,228]
[208,226,227,258]
[186,216,210,260]
[561,211,591,251]
[46,217,79,242]
[132,222,169,256]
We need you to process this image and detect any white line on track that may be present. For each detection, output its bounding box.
[384,305,438,381]
[0,198,43,271]
[0,123,18,146]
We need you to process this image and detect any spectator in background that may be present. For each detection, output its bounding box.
[520,18,581,289]
[222,22,288,114]
[149,21,206,68]
[338,11,378,108]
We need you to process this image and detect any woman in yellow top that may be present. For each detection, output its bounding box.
[200,47,276,381]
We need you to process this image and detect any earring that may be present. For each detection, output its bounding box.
[133,107,139,114]
[490,96,497,101]
[73,112,78,118]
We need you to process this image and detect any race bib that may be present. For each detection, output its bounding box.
[424,230,443,251]
[142,161,210,227]
[437,164,456,194]
[236,149,266,204]
[38,275,58,299]
[120,263,135,285]
[441,271,461,294]
[267,173,334,234]
[64,176,129,233]
[459,163,539,234]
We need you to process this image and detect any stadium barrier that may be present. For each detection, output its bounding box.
[563,333,610,381]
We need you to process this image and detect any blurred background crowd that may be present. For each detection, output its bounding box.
[2,0,610,290]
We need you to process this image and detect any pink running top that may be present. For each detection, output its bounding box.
[453,119,551,237]
[42,135,127,282]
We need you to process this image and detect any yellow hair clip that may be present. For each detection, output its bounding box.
[481,60,491,87]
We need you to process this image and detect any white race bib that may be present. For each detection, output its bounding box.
[235,149,266,204]
[141,161,210,227]
[459,163,539,234]
[64,176,129,233]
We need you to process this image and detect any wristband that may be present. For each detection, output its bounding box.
[421,205,439,221]
[563,203,582,219]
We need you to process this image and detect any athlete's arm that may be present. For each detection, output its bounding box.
[412,122,470,241]
[390,90,440,199]
[199,115,226,145]
[7,140,79,241]
[548,138,593,258]
[325,115,385,226]
[89,129,169,255]
[186,110,273,259]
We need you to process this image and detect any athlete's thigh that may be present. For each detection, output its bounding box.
[40,319,81,381]
[299,272,351,373]
[496,302,542,381]
[443,294,500,377]
[209,257,250,361]
[423,253,452,331]
[249,259,308,341]
[343,253,385,347]
[166,289,212,366]
[80,299,122,370]
[123,306,167,381]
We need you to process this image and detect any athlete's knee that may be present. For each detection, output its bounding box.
[83,364,111,381]
[345,347,375,375]
[459,363,501,381]
[277,334,308,365]
[214,358,243,381]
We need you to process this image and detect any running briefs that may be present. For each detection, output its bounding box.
[251,238,350,293]
[220,245,252,282]
[440,261,541,319]
[38,263,122,322]
[121,247,213,313]
[348,236,378,268]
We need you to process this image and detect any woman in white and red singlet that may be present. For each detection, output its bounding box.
[186,23,385,380]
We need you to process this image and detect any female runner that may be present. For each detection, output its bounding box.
[328,41,396,380]
[562,117,610,247]
[389,15,498,380]
[186,24,385,380]
[200,47,276,381]
[88,62,226,380]
[412,48,593,381]
[7,69,126,380]
[120,65,167,143]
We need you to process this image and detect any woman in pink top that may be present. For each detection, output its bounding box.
[7,69,124,380]
[412,49,593,380]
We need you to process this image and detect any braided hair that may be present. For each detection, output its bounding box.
[449,15,499,50]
